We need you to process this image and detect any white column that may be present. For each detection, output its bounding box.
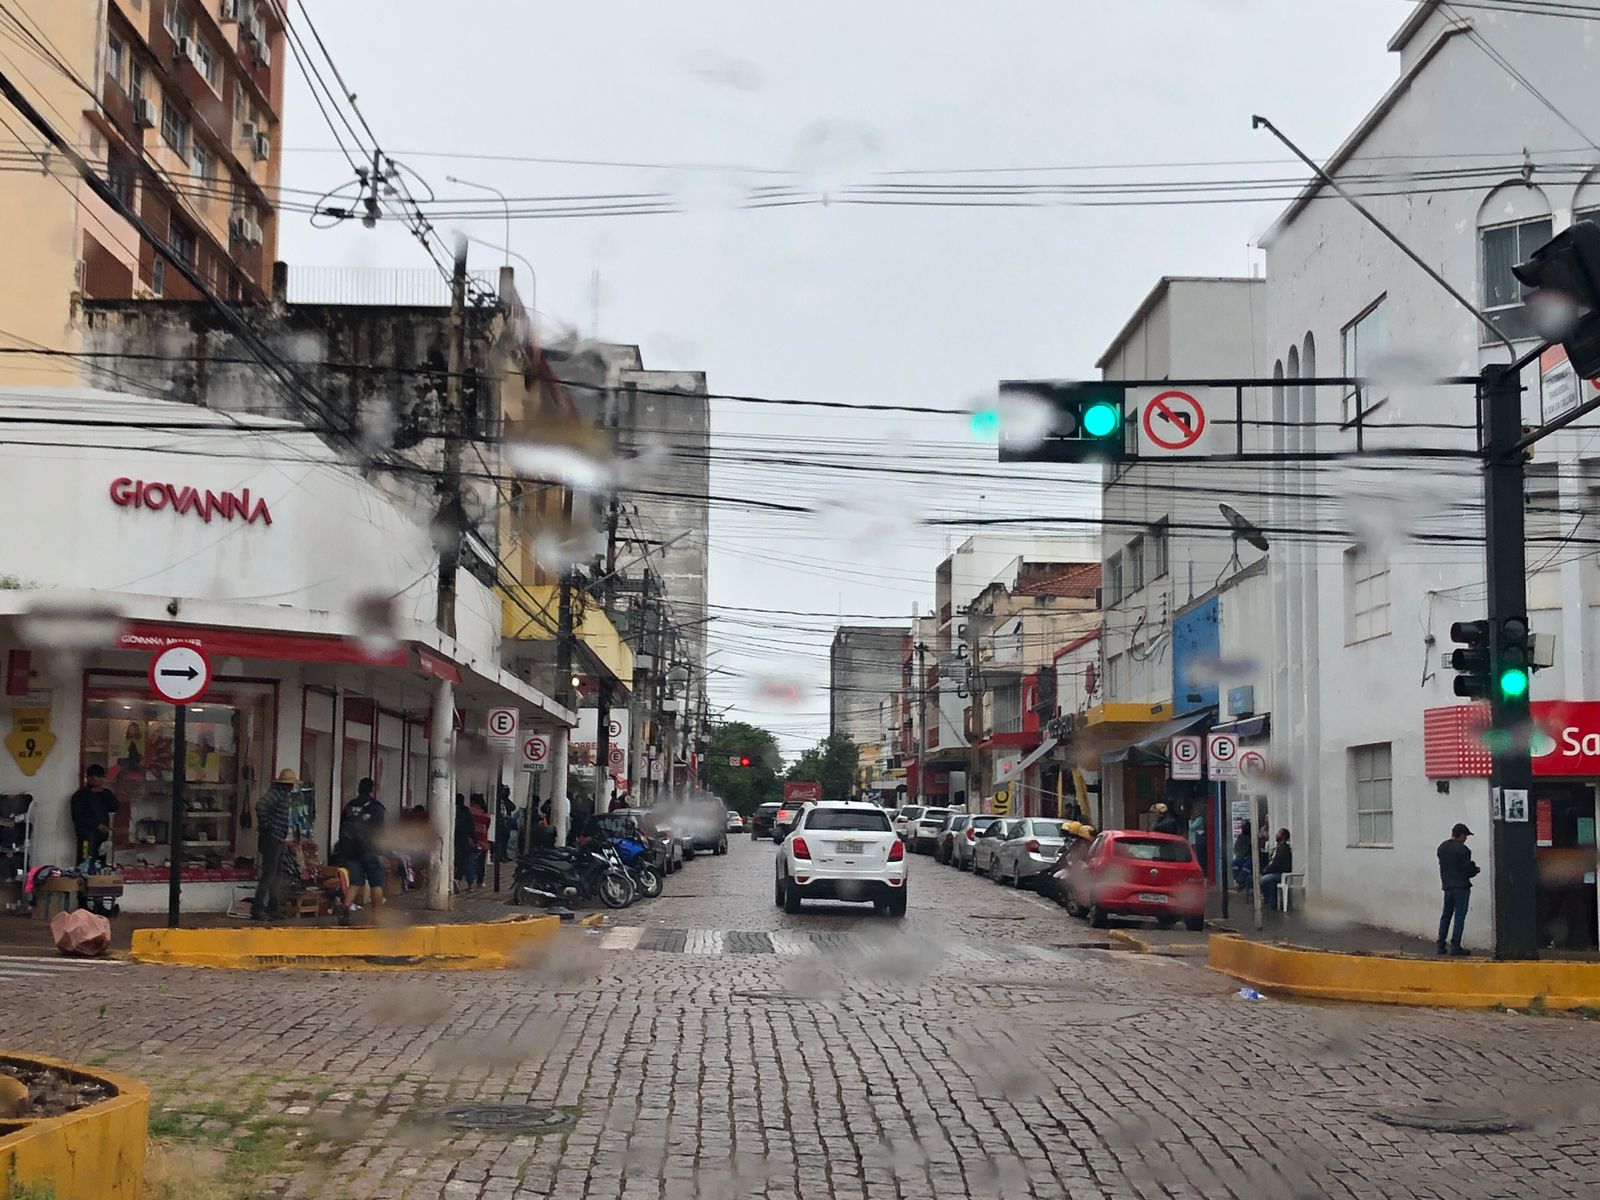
[427,677,453,911]
[550,726,571,845]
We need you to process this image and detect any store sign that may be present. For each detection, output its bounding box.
[115,623,409,668]
[4,707,54,776]
[109,477,273,525]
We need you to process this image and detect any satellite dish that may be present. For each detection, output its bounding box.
[1219,503,1270,552]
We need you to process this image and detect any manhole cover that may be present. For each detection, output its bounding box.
[1371,1104,1528,1134]
[437,1105,575,1135]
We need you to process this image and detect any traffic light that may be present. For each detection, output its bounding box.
[995,381,1127,463]
[739,756,752,768]
[1449,619,1491,699]
[1496,615,1532,703]
[1513,220,1600,379]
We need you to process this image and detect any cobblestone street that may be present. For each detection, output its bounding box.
[10,839,1600,1199]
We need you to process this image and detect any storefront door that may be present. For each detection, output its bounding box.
[1534,782,1598,951]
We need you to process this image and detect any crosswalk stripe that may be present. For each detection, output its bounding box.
[685,929,724,955]
[0,956,119,970]
[600,927,644,951]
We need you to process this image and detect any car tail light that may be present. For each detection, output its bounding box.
[965,828,976,841]
[887,839,904,862]
[791,837,811,859]
[1025,839,1041,853]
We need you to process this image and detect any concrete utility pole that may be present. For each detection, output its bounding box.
[553,565,575,845]
[427,242,468,911]
[593,387,622,809]
[914,640,928,807]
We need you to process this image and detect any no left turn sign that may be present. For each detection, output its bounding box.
[1141,390,1207,452]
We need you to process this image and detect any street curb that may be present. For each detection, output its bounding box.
[1107,929,1151,953]
[127,914,563,970]
[578,913,606,929]
[0,1051,148,1199]
[1210,933,1600,1008]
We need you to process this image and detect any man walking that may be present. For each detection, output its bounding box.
[340,777,387,912]
[252,768,296,920]
[1436,822,1480,956]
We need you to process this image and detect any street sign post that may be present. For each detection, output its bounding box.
[1206,732,1239,781]
[148,644,211,928]
[1170,735,1202,780]
[486,707,519,753]
[1238,748,1268,784]
[520,733,550,773]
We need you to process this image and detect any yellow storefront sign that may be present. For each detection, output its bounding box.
[991,786,1012,817]
[5,706,56,777]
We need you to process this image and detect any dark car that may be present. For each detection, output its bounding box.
[580,810,678,876]
[670,800,730,856]
[750,803,784,840]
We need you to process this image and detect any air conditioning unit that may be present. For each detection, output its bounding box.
[252,131,270,162]
[245,219,263,246]
[134,97,157,127]
[228,213,250,241]
[175,36,193,62]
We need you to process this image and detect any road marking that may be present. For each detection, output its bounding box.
[0,956,122,981]
[600,927,643,951]
[684,929,725,955]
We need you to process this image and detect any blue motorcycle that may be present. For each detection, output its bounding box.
[608,837,663,899]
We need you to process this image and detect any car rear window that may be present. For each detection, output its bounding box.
[756,805,781,815]
[1030,820,1066,838]
[900,807,924,821]
[921,809,950,821]
[805,809,893,832]
[970,817,998,830]
[1114,838,1194,863]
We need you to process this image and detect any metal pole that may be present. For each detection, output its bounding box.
[435,245,467,636]
[1251,786,1265,932]
[1483,364,1539,960]
[1218,780,1229,922]
[427,677,454,910]
[167,703,185,928]
[914,640,926,807]
[551,727,571,845]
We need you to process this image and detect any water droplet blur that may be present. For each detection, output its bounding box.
[349,591,399,657]
[683,50,762,92]
[740,672,812,711]
[789,119,882,199]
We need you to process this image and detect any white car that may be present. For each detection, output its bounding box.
[908,807,952,854]
[775,801,907,917]
[892,805,924,842]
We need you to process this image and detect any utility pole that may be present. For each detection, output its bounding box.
[426,242,468,911]
[965,613,984,812]
[1482,364,1538,960]
[553,563,576,845]
[914,640,927,807]
[593,387,622,809]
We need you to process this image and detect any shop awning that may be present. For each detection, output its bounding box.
[1099,709,1213,765]
[1211,713,1269,740]
[1061,701,1175,766]
[993,737,1058,787]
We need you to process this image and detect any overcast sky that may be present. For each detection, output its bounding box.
[280,0,1413,753]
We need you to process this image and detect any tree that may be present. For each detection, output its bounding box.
[703,721,783,814]
[786,731,859,799]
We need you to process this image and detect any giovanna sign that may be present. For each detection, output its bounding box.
[109,477,273,526]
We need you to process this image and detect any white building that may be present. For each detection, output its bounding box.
[0,388,569,912]
[1261,0,1600,946]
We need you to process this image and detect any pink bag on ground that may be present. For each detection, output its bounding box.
[51,908,112,957]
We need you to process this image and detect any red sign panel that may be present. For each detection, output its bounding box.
[5,650,30,697]
[1425,701,1600,778]
[116,622,409,668]
[784,781,822,804]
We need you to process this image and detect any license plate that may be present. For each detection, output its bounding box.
[836,840,864,854]
[1138,892,1170,903]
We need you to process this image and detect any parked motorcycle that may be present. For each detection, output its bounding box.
[608,836,664,899]
[515,843,635,909]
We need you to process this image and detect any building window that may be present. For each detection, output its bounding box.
[107,153,135,206]
[160,97,189,156]
[107,33,126,90]
[191,141,213,185]
[234,82,247,120]
[130,58,146,102]
[1127,536,1145,593]
[1105,552,1123,605]
[1340,297,1385,425]
[168,215,196,266]
[1344,543,1390,643]
[1106,652,1126,700]
[1482,217,1553,342]
[151,259,165,296]
[1351,743,1393,847]
[164,2,191,39]
[192,36,219,89]
[1150,520,1169,580]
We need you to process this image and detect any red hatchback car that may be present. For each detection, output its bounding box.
[1062,831,1206,931]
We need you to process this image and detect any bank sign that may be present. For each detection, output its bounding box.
[1425,701,1600,778]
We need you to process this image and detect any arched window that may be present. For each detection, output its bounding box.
[1301,333,1316,454]
[1478,183,1553,343]
[1286,346,1301,457]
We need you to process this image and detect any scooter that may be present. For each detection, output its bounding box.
[608,837,663,899]
[515,843,635,909]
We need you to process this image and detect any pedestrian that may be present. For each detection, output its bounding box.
[339,777,387,912]
[1151,802,1181,835]
[1232,821,1254,893]
[453,793,475,893]
[1259,828,1293,909]
[69,764,119,870]
[1436,822,1480,956]
[252,769,296,920]
[469,795,491,888]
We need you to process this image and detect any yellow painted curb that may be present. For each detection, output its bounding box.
[128,914,563,970]
[1210,933,1600,1009]
[0,1052,148,1200]
[1107,929,1151,953]
[578,913,606,929]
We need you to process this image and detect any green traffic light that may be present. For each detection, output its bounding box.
[969,410,1000,441]
[1498,667,1530,699]
[1082,401,1120,438]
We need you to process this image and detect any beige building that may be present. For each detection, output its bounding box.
[0,0,285,383]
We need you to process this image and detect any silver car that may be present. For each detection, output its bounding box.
[970,818,1023,877]
[950,814,1005,871]
[992,817,1069,889]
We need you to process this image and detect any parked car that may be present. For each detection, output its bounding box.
[1062,831,1206,930]
[774,800,906,916]
[936,814,973,863]
[951,814,1004,871]
[908,807,952,854]
[751,803,783,840]
[992,817,1069,889]
[586,809,681,876]
[727,811,745,832]
[671,800,730,855]
[892,805,924,842]
[970,818,1022,877]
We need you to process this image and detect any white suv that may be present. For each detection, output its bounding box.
[775,801,907,917]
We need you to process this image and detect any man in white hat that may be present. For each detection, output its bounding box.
[252,768,297,920]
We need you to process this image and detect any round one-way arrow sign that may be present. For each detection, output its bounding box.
[148,643,212,704]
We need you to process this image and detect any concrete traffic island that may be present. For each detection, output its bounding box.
[129,912,570,970]
[0,1052,149,1200]
[1211,932,1600,1009]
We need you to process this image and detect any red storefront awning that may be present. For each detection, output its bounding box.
[115,621,411,669]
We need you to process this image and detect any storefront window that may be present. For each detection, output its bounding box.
[84,673,274,881]
[300,688,335,850]
[341,697,374,804]
[375,710,404,808]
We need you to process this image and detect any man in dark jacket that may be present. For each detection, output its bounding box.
[252,769,296,920]
[69,764,118,869]
[1259,828,1293,909]
[1436,822,1480,956]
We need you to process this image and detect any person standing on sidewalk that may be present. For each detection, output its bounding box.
[252,769,296,920]
[340,777,387,913]
[1436,823,1480,956]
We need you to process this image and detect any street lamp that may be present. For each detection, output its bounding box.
[445,174,511,269]
[453,232,537,310]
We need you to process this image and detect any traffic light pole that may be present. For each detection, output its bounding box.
[1482,363,1538,961]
